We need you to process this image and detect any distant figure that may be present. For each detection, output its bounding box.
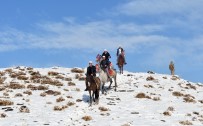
[85,61,96,91]
[169,61,175,75]
[116,45,127,65]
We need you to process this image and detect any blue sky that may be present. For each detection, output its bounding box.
[0,0,203,83]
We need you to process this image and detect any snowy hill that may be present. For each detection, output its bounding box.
[0,66,203,126]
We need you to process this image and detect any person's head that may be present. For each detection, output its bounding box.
[102,56,106,60]
[119,45,122,48]
[104,49,107,53]
[89,61,93,66]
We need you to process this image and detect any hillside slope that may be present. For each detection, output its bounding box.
[0,66,203,126]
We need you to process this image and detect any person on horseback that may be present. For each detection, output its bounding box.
[116,45,127,65]
[100,56,110,79]
[84,61,96,91]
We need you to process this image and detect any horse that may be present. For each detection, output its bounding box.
[85,75,101,106]
[96,54,117,94]
[117,54,125,74]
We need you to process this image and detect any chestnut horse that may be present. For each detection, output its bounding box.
[117,54,125,74]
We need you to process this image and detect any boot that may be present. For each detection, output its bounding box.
[84,81,88,91]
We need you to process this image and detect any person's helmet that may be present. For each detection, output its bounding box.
[119,45,122,48]
[89,61,93,64]
[104,49,107,52]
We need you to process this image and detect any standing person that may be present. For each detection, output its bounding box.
[116,45,127,65]
[84,61,96,91]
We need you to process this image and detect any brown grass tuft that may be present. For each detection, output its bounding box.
[23,90,32,95]
[163,111,171,116]
[67,101,75,106]
[45,90,61,96]
[7,83,25,89]
[0,113,7,118]
[82,115,92,121]
[19,106,30,113]
[41,78,63,86]
[153,97,160,101]
[40,92,46,97]
[15,93,23,97]
[68,81,76,86]
[65,77,72,81]
[55,75,65,80]
[53,105,68,111]
[172,91,184,97]
[186,84,196,90]
[167,106,175,111]
[99,107,109,111]
[144,84,154,88]
[146,76,155,81]
[0,77,6,84]
[71,68,84,73]
[17,75,29,80]
[0,99,14,106]
[135,93,151,99]
[179,120,193,125]
[56,97,65,102]
[183,97,196,103]
[48,71,59,76]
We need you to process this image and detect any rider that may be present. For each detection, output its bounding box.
[116,45,127,65]
[100,56,110,79]
[84,61,96,91]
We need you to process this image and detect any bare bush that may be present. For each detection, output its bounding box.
[0,113,7,118]
[0,71,5,76]
[186,84,196,90]
[0,77,6,84]
[183,97,196,103]
[27,67,33,70]
[23,90,32,95]
[0,99,14,106]
[146,76,155,81]
[45,90,61,96]
[17,75,29,80]
[171,76,180,81]
[71,68,84,73]
[68,81,76,86]
[179,120,193,125]
[41,78,63,86]
[19,106,30,113]
[65,77,72,81]
[0,87,6,91]
[54,105,68,111]
[7,83,25,89]
[82,115,92,121]
[15,93,23,97]
[40,92,46,97]
[56,97,65,102]
[37,85,48,90]
[172,91,184,97]
[144,84,154,88]
[153,97,160,101]
[27,84,38,90]
[48,71,59,76]
[99,107,109,111]
[67,101,75,106]
[135,93,151,99]
[163,111,171,116]
[167,106,175,111]
[55,75,65,80]
[4,69,13,73]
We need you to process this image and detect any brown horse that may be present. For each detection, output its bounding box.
[117,54,125,74]
[85,75,101,106]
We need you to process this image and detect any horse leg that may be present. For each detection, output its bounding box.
[114,76,117,91]
[89,90,92,106]
[102,83,105,94]
[108,78,113,89]
[122,66,123,74]
[95,89,99,104]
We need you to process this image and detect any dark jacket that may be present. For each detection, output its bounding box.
[102,52,111,60]
[86,66,96,76]
[117,47,124,56]
[100,59,109,69]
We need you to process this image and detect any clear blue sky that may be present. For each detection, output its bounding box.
[0,0,203,83]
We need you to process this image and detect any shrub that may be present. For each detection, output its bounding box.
[7,83,25,89]
[146,76,155,81]
[179,120,193,125]
[71,68,84,73]
[82,116,92,121]
[56,97,65,102]
[172,91,184,97]
[68,82,76,86]
[48,71,59,76]
[163,111,171,116]
[99,107,109,111]
[0,99,14,106]
[23,90,32,95]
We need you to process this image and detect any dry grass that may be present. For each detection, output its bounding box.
[64,77,72,81]
[0,71,5,76]
[67,101,75,106]
[146,76,155,81]
[67,96,73,99]
[179,120,193,125]
[27,67,33,70]
[75,74,80,79]
[0,99,14,106]
[198,100,203,104]
[171,76,180,80]
[183,97,196,103]
[4,69,13,73]
[41,78,63,86]
[68,81,76,86]
[37,85,48,90]
[29,71,41,76]
[0,113,7,118]
[163,111,171,116]
[15,93,23,97]
[163,76,167,79]
[45,90,61,96]
[23,90,32,95]
[99,106,109,111]
[79,76,86,81]
[0,87,6,91]
[48,71,59,76]
[55,75,65,80]
[186,84,196,90]
[135,93,151,99]
[53,105,68,111]
[27,84,38,90]
[56,97,65,102]
[82,115,92,121]
[0,77,6,84]
[17,75,29,80]
[71,68,84,73]
[40,92,46,97]
[172,91,184,97]
[7,83,25,89]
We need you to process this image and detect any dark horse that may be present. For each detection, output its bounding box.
[117,54,125,74]
[85,75,101,106]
